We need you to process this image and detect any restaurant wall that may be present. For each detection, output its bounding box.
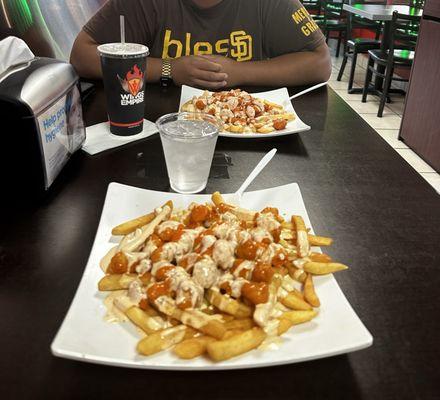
[0,0,105,60]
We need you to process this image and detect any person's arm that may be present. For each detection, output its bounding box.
[70,30,228,88]
[202,43,331,87]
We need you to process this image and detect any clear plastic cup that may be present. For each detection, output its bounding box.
[156,112,220,194]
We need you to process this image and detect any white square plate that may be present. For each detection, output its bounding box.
[178,85,311,138]
[51,182,372,370]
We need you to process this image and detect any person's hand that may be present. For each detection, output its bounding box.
[200,55,241,88]
[171,56,228,89]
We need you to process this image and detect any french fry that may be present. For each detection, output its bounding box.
[304,274,320,307]
[207,289,252,318]
[117,204,172,253]
[206,328,266,361]
[310,252,333,263]
[224,318,255,331]
[173,336,217,359]
[125,306,166,334]
[111,213,155,236]
[280,291,313,311]
[279,310,317,325]
[277,318,295,335]
[303,262,348,275]
[308,235,333,247]
[111,201,173,236]
[155,297,227,339]
[98,273,138,291]
[286,264,307,283]
[292,215,310,258]
[222,329,244,340]
[211,191,226,206]
[137,325,196,356]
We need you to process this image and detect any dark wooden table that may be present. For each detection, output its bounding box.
[1,83,439,400]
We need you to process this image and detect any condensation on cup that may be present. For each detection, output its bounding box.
[98,43,149,136]
[156,113,220,194]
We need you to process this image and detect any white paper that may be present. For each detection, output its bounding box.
[51,182,372,370]
[0,36,35,76]
[82,119,158,155]
[179,85,311,139]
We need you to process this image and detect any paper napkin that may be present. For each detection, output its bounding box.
[82,119,158,155]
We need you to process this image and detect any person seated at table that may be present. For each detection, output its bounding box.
[71,0,331,89]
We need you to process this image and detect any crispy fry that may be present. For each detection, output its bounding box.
[277,318,295,335]
[211,191,225,206]
[173,336,217,359]
[292,215,310,258]
[98,273,138,291]
[304,274,320,307]
[116,204,172,253]
[125,306,165,334]
[308,235,333,247]
[279,310,318,325]
[286,264,307,283]
[303,262,348,275]
[222,329,244,340]
[111,213,155,236]
[224,318,255,331]
[111,201,173,236]
[137,325,196,356]
[280,291,313,311]
[310,252,333,263]
[206,328,266,361]
[207,289,252,318]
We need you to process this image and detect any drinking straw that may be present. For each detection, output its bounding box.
[120,15,125,45]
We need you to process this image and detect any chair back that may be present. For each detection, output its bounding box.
[320,0,345,22]
[386,11,420,62]
[345,0,385,41]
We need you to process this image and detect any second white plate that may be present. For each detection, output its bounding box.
[178,85,311,138]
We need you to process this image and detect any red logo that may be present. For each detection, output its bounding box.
[118,65,144,96]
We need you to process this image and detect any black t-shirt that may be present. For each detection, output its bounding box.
[84,0,324,61]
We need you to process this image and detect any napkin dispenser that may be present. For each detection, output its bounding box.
[0,57,86,193]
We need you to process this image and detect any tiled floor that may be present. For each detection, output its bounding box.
[328,51,440,194]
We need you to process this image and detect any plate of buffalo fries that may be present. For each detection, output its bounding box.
[51,182,372,370]
[179,85,310,138]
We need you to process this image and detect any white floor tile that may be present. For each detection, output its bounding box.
[386,101,405,116]
[395,149,436,173]
[345,100,395,115]
[360,113,402,130]
[333,89,364,102]
[420,173,440,194]
[376,129,408,148]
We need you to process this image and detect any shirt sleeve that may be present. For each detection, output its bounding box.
[261,0,325,58]
[83,0,156,47]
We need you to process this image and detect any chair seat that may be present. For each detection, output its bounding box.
[347,38,381,51]
[322,19,347,29]
[368,49,415,66]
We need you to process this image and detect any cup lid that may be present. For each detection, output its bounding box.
[97,43,149,57]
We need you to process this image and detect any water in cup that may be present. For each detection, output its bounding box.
[156,114,219,194]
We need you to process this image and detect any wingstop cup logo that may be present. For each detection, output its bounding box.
[118,65,145,106]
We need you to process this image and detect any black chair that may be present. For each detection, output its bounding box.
[315,0,347,57]
[337,5,383,91]
[362,11,420,117]
[302,0,322,15]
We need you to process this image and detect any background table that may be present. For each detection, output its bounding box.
[342,4,423,94]
[1,83,439,400]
